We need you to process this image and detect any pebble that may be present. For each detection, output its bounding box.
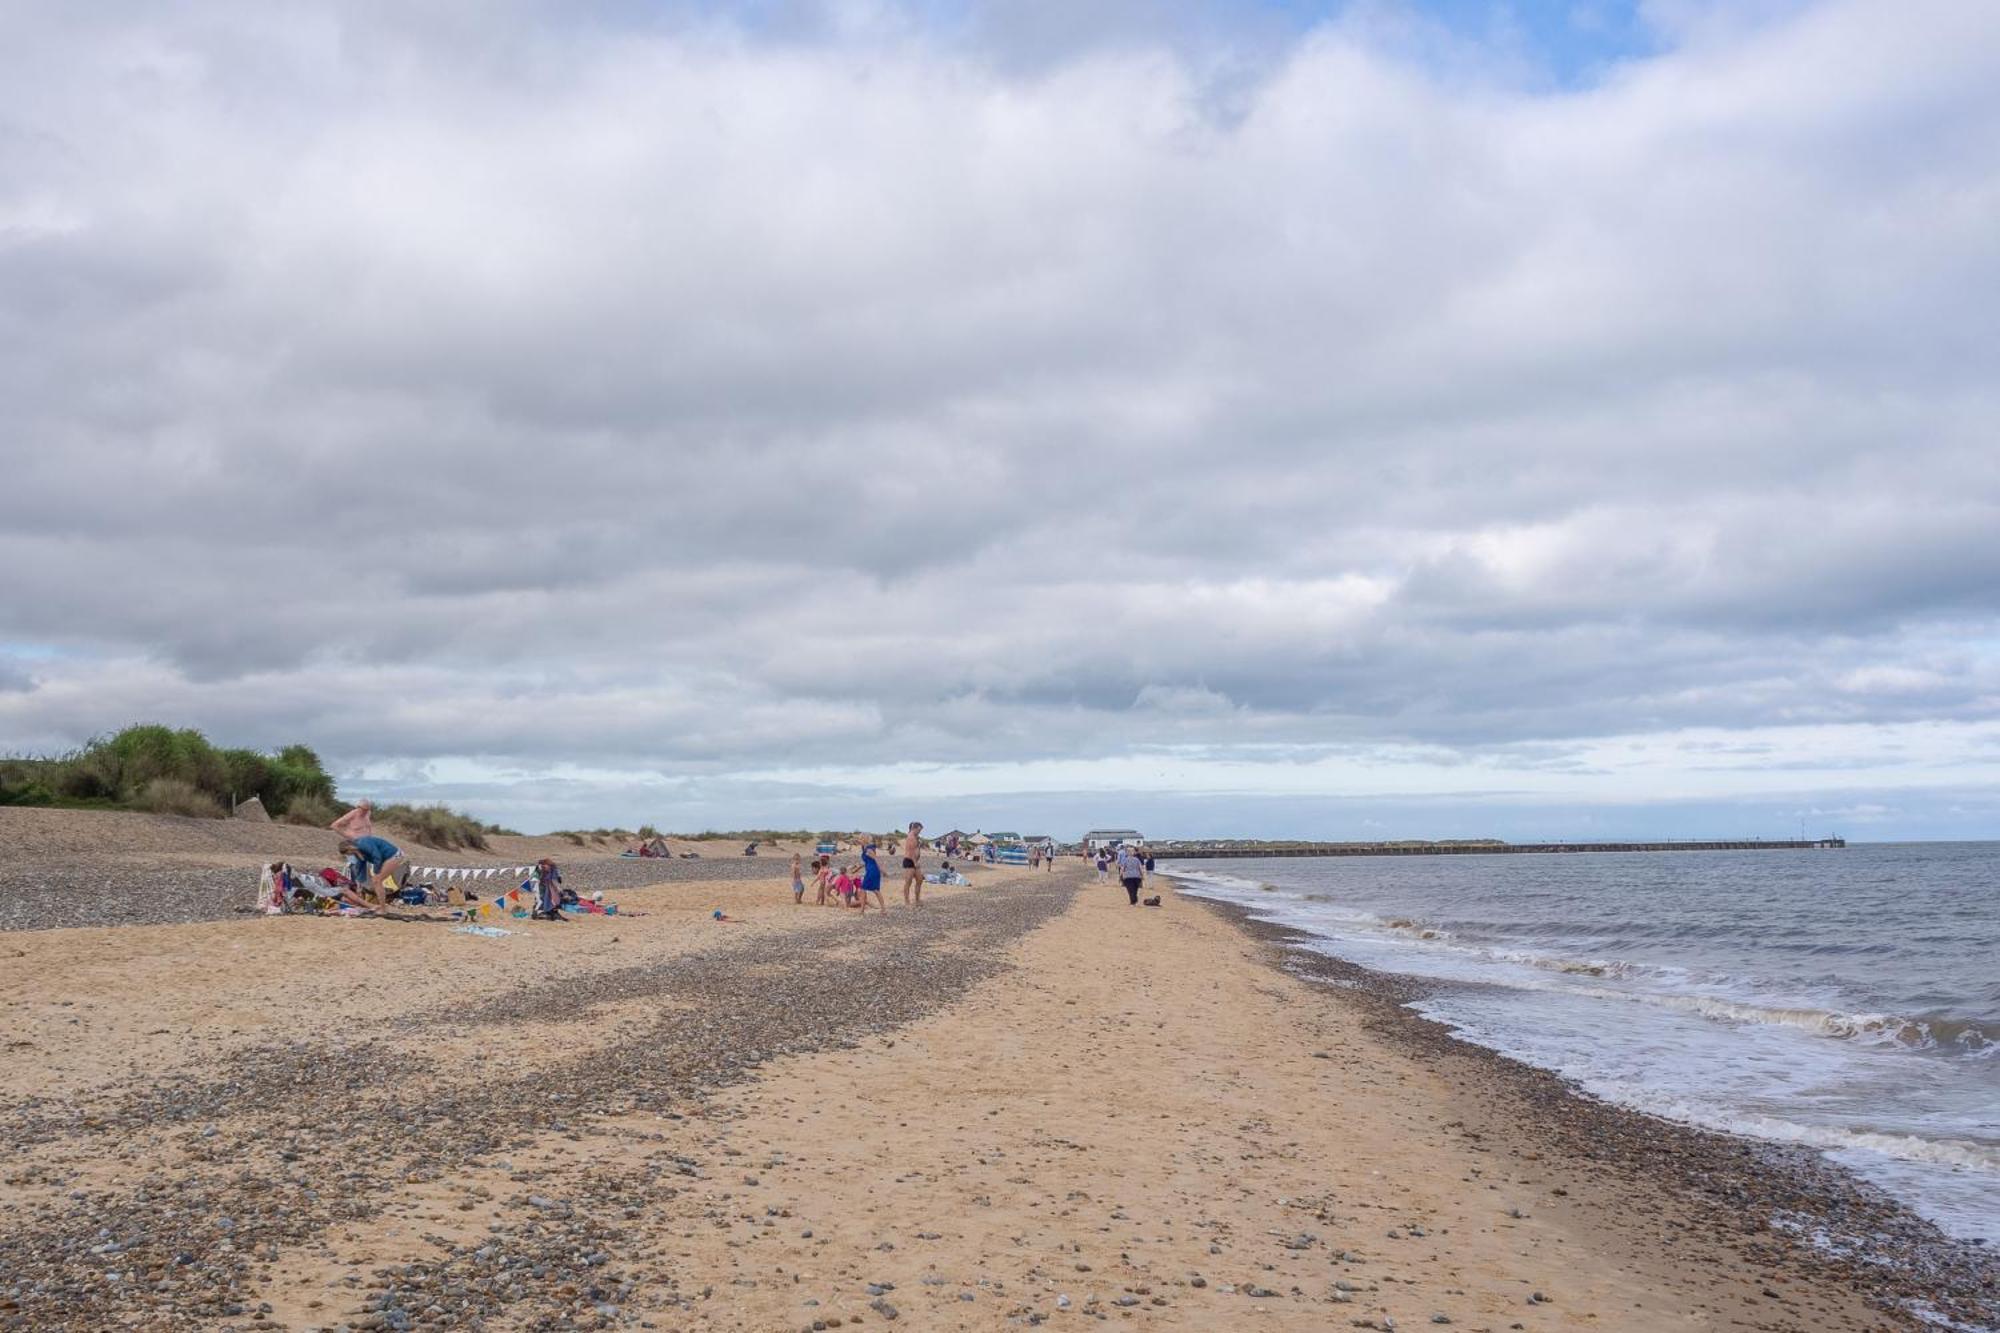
[0,882,1077,1329]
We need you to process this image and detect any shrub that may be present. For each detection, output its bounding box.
[132,777,226,818]
[103,725,228,795]
[374,803,491,851]
[0,759,57,807]
[280,793,342,828]
[219,748,273,806]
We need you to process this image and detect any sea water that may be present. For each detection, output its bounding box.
[1162,842,2000,1243]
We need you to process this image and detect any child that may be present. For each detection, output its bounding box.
[833,864,855,907]
[791,851,805,904]
[814,857,833,906]
[859,840,885,914]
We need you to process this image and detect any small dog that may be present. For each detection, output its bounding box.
[1142,895,1162,907]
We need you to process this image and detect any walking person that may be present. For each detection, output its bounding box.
[791,851,806,904]
[1116,843,1146,906]
[901,821,926,907]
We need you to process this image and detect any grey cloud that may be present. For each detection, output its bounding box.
[1,1,1997,831]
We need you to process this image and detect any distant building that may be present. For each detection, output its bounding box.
[1081,828,1143,852]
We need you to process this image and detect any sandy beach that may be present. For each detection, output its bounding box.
[3,820,1990,1331]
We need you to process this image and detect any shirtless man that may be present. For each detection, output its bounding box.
[901,821,925,907]
[329,798,374,841]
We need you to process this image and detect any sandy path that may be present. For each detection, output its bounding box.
[452,872,1886,1332]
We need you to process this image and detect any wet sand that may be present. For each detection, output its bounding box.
[2,857,1980,1330]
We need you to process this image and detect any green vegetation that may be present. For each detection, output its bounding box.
[549,827,638,847]
[371,803,495,851]
[0,725,512,849]
[0,724,336,817]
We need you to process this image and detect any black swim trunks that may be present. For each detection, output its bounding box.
[902,857,917,869]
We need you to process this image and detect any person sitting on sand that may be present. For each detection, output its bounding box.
[791,851,806,904]
[859,839,885,914]
[319,875,377,914]
[339,835,406,907]
[901,821,925,907]
[329,799,374,841]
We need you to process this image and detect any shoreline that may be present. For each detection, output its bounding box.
[1181,887,2000,1330]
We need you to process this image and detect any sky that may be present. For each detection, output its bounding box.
[2,0,1997,840]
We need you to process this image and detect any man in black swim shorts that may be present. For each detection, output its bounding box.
[902,820,925,906]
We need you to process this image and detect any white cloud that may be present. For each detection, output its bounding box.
[1,0,1997,833]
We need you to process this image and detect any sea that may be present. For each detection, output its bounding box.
[1161,841,2000,1245]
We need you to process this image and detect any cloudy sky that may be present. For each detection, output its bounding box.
[2,0,1997,839]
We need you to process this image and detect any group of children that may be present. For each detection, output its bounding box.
[791,847,889,912]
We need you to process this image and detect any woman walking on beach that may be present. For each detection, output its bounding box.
[1116,844,1146,906]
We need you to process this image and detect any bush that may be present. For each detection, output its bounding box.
[0,725,491,835]
[103,725,228,795]
[280,793,342,828]
[0,760,57,806]
[131,777,226,818]
[374,803,491,851]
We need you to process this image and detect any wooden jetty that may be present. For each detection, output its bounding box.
[1158,838,1845,860]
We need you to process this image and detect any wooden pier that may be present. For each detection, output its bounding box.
[1157,838,1844,860]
